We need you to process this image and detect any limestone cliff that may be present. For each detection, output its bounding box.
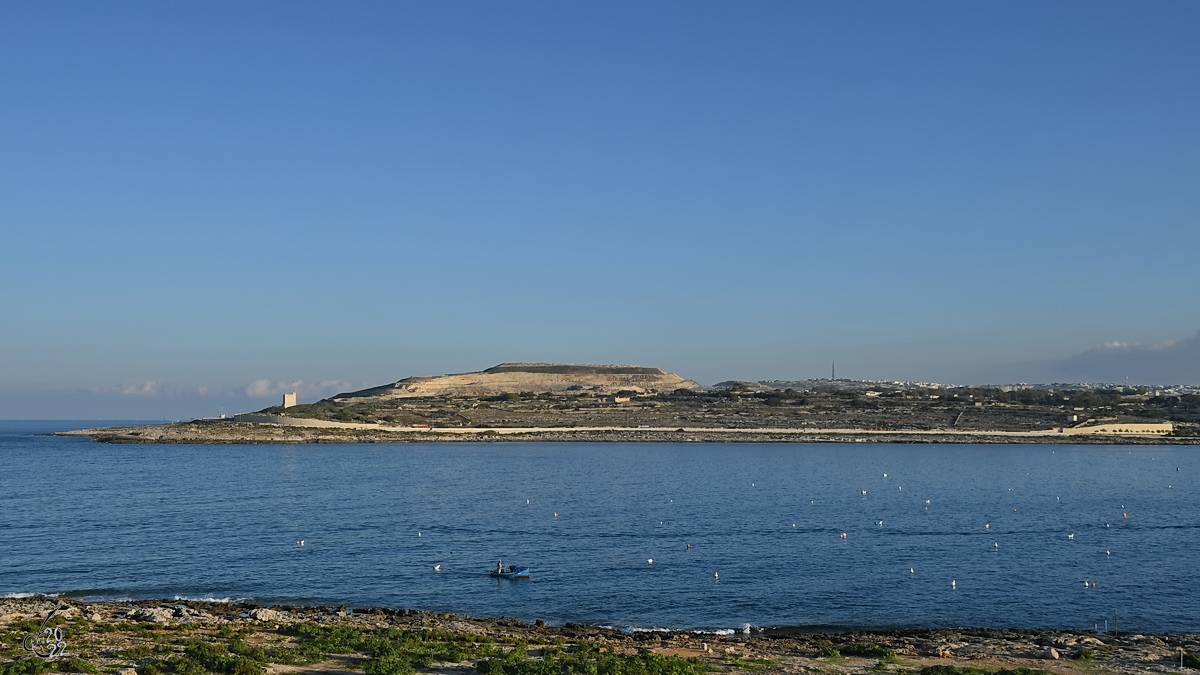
[332,363,699,400]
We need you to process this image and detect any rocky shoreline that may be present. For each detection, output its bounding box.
[2,596,1197,675]
[54,422,1195,445]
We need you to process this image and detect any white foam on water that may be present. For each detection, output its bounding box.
[172,595,249,604]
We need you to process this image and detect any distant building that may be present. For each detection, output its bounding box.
[283,392,297,408]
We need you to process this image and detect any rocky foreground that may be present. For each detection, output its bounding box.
[2,597,1197,675]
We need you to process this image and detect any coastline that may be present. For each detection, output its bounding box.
[54,421,1200,445]
[3,596,1198,675]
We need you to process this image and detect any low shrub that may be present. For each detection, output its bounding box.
[843,643,896,659]
[125,645,154,660]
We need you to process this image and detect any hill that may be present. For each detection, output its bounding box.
[331,363,700,400]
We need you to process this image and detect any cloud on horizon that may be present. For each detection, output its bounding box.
[1051,330,1200,385]
[1,379,366,419]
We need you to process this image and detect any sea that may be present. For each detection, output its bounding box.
[2,420,1197,634]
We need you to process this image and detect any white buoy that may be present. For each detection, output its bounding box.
[877,520,883,526]
[994,542,999,549]
[861,490,867,495]
[1106,550,1111,556]
[925,499,930,504]
[910,568,914,574]
[714,572,719,579]
[434,565,441,571]
[1068,534,1074,539]
[883,473,887,478]
[985,524,989,529]
[792,523,796,527]
[418,532,421,537]
[647,558,653,564]
[951,580,956,589]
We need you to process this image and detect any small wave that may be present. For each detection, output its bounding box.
[172,595,250,604]
[601,624,755,636]
[1,592,61,599]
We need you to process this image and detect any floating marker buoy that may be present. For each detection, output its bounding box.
[647,558,653,564]
[1122,513,1127,518]
[951,580,956,589]
[994,542,999,549]
[1083,580,1089,588]
[1068,534,1074,539]
[527,499,530,504]
[792,524,796,527]
[1092,582,1096,588]
[898,486,902,490]
[686,544,691,549]
[434,565,440,571]
[877,520,883,526]
[1106,550,1111,556]
[985,524,990,529]
[925,500,931,504]
[555,513,559,517]
[862,490,867,495]
[841,533,847,539]
[714,572,719,579]
[910,568,914,574]
[418,532,421,537]
[883,473,887,478]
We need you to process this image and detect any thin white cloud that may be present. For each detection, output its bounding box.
[242,379,359,401]
[116,381,161,396]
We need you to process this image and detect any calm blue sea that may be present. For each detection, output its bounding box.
[2,421,1197,633]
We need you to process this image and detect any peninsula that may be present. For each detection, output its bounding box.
[58,363,1199,445]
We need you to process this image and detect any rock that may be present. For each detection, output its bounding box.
[129,608,174,624]
[119,669,138,675]
[1043,647,1061,660]
[248,608,283,622]
[937,648,954,658]
[88,613,104,622]
[1080,637,1106,647]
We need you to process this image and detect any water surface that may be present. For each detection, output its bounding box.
[2,421,1197,633]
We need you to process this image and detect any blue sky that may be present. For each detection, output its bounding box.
[2,2,1198,417]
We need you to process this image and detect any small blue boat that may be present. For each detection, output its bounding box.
[489,565,530,578]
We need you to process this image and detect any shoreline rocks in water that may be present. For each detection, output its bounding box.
[2,596,1198,674]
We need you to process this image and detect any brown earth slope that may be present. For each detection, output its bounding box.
[332,364,699,400]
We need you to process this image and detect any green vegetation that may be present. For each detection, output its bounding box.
[474,643,707,675]
[0,658,53,675]
[1183,652,1200,669]
[841,643,896,659]
[1072,648,1096,660]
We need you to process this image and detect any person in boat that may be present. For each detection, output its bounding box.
[496,559,503,574]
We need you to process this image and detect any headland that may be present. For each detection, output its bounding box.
[56,364,1200,444]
